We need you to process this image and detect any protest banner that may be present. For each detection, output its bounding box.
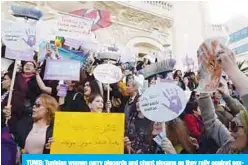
[140,82,187,122]
[44,59,80,81]
[2,21,36,51]
[56,12,93,39]
[93,64,123,84]
[5,47,35,61]
[50,112,125,154]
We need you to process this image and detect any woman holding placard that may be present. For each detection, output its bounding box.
[197,42,248,154]
[13,94,58,154]
[1,72,25,133]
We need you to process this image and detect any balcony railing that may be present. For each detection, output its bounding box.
[116,1,173,20]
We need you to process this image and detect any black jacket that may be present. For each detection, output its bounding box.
[60,91,90,112]
[13,117,53,154]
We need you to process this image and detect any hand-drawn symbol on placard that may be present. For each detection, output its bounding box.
[140,82,187,122]
[161,88,182,114]
[23,28,36,47]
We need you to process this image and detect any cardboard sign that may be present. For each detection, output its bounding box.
[44,59,80,81]
[51,112,125,154]
[2,21,36,51]
[5,48,35,61]
[93,64,123,84]
[140,82,187,122]
[56,13,93,39]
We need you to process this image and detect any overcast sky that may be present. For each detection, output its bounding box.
[207,0,248,24]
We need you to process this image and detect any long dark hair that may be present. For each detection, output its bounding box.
[184,101,199,115]
[82,78,101,96]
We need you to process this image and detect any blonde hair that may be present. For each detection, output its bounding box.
[39,94,58,124]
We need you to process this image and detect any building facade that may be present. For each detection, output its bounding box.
[226,16,248,62]
[1,1,209,70]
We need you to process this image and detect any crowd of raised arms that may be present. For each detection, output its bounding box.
[1,42,248,165]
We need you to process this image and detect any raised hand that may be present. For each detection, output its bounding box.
[162,88,182,114]
[23,28,36,47]
[3,105,12,120]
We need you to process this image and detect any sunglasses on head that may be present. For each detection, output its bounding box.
[230,121,243,133]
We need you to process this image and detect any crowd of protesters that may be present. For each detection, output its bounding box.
[1,42,248,165]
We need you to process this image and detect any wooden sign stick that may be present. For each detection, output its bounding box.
[6,60,19,124]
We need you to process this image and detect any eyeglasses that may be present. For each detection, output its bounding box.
[229,121,244,133]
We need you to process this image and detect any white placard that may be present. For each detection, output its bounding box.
[44,59,80,81]
[2,21,36,51]
[140,82,187,122]
[93,64,122,84]
[5,48,35,61]
[56,13,93,39]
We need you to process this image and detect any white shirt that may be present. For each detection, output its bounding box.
[24,124,48,154]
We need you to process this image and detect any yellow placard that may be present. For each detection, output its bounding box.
[50,112,125,154]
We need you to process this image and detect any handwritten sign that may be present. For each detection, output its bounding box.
[5,48,35,61]
[2,21,36,51]
[56,13,93,39]
[93,64,123,84]
[196,39,222,93]
[140,82,187,122]
[50,112,125,154]
[44,59,80,81]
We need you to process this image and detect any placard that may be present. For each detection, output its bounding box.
[57,84,68,97]
[50,112,125,154]
[140,82,187,122]
[93,64,123,84]
[196,39,222,93]
[64,38,82,50]
[44,59,80,81]
[5,48,35,61]
[2,21,36,51]
[56,13,93,39]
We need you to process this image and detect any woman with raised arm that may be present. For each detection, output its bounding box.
[198,43,248,153]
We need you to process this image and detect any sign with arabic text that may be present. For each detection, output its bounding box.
[93,64,122,84]
[51,112,124,154]
[2,21,36,51]
[140,82,187,122]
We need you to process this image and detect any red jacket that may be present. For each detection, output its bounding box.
[184,114,203,142]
